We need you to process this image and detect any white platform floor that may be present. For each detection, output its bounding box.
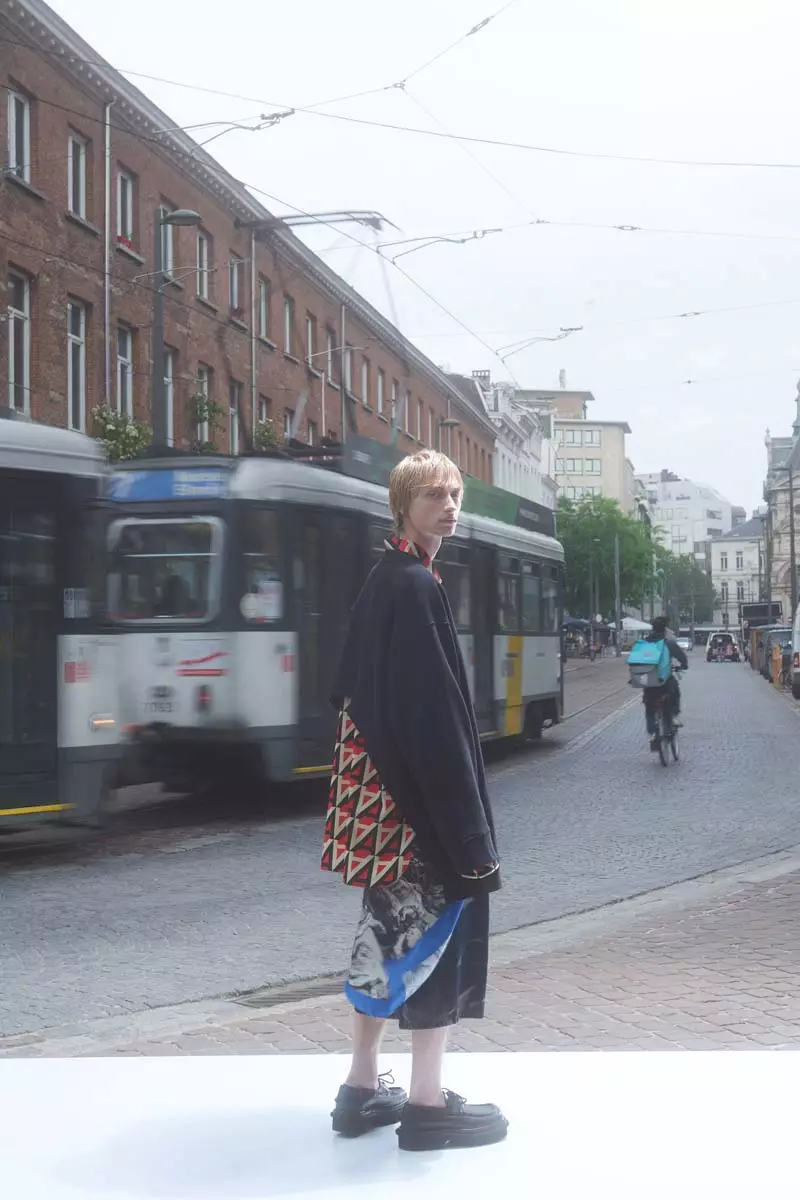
[1,1052,796,1199]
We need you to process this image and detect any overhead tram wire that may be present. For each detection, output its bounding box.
[8,33,800,170]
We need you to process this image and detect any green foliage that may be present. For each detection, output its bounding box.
[654,545,717,625]
[557,495,655,618]
[189,392,226,453]
[253,418,282,451]
[91,405,150,462]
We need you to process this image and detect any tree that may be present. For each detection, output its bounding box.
[556,496,654,619]
[253,418,282,451]
[91,405,150,462]
[654,546,717,626]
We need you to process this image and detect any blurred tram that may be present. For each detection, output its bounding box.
[0,412,118,830]
[107,446,565,798]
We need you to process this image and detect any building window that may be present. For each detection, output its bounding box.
[67,133,88,218]
[159,205,175,276]
[284,408,294,440]
[116,324,133,417]
[377,368,385,415]
[196,232,210,299]
[391,379,399,424]
[7,90,31,182]
[736,581,745,602]
[428,408,435,447]
[283,296,295,355]
[258,279,271,339]
[67,300,87,432]
[403,389,411,434]
[164,348,175,447]
[555,458,565,473]
[565,429,579,445]
[565,458,581,474]
[721,582,729,603]
[736,551,744,570]
[7,271,30,413]
[306,313,317,364]
[229,379,241,455]
[326,328,337,382]
[195,364,211,443]
[584,430,601,446]
[417,398,423,441]
[229,256,245,317]
[361,358,370,406]
[343,345,354,393]
[585,458,601,474]
[720,553,728,570]
[258,395,271,424]
[307,419,317,446]
[117,169,135,242]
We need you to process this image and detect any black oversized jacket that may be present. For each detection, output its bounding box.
[331,545,500,902]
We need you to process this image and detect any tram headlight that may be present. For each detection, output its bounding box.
[89,714,116,732]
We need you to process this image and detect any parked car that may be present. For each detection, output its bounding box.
[706,631,740,663]
[761,627,792,680]
[677,636,693,654]
[792,606,800,699]
[754,624,790,677]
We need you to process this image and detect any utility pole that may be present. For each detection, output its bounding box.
[790,465,798,619]
[614,532,622,657]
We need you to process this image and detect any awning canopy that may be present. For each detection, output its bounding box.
[622,617,653,632]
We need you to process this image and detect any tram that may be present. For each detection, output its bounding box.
[0,412,119,829]
[107,445,565,796]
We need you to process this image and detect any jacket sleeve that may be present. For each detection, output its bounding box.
[668,638,689,670]
[386,584,497,876]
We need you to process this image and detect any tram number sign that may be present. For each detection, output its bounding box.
[145,685,174,715]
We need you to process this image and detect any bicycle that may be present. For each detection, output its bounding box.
[648,669,684,768]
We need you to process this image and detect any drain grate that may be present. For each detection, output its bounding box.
[233,974,345,1009]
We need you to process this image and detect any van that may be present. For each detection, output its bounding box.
[706,631,740,663]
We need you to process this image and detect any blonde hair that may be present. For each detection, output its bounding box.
[388,449,463,534]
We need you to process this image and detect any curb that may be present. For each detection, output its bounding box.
[5,842,800,1058]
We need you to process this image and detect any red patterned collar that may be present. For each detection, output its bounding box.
[387,534,441,581]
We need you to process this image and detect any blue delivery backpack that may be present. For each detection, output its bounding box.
[627,638,671,689]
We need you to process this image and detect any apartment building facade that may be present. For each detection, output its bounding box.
[637,470,734,572]
[2,0,496,471]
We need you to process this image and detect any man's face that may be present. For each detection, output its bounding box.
[406,475,463,540]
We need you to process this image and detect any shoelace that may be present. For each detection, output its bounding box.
[377,1071,397,1093]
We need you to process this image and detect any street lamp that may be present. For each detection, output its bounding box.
[151,208,203,450]
[437,417,460,453]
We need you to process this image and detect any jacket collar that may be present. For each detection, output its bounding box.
[386,534,441,581]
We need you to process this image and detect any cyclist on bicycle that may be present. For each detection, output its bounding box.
[644,616,688,749]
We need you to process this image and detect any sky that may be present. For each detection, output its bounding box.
[46,0,800,513]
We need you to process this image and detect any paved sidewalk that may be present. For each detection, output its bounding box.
[6,847,800,1057]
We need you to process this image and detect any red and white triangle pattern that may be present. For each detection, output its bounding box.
[321,706,415,888]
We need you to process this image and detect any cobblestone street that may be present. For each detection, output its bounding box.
[3,656,800,1053]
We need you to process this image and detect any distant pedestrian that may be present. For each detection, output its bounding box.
[322,449,508,1153]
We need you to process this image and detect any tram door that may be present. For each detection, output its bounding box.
[0,475,59,807]
[294,510,363,769]
[471,545,496,733]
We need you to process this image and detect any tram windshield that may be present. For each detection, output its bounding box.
[108,518,222,622]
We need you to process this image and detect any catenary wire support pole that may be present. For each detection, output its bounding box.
[614,532,622,657]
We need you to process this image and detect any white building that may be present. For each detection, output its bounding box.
[448,373,557,508]
[537,391,634,511]
[710,517,765,626]
[637,470,734,572]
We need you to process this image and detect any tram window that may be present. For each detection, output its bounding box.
[438,543,471,630]
[241,508,283,623]
[108,518,221,622]
[542,565,561,632]
[497,555,520,632]
[522,561,542,632]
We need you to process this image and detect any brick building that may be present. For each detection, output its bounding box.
[1,0,495,476]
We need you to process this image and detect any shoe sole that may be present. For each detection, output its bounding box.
[332,1106,407,1138]
[397,1119,509,1152]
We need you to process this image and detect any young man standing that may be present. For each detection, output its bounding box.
[321,449,508,1152]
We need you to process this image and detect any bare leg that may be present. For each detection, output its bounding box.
[408,1026,449,1107]
[344,1012,385,1090]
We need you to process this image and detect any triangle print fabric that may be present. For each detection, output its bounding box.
[322,706,416,887]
